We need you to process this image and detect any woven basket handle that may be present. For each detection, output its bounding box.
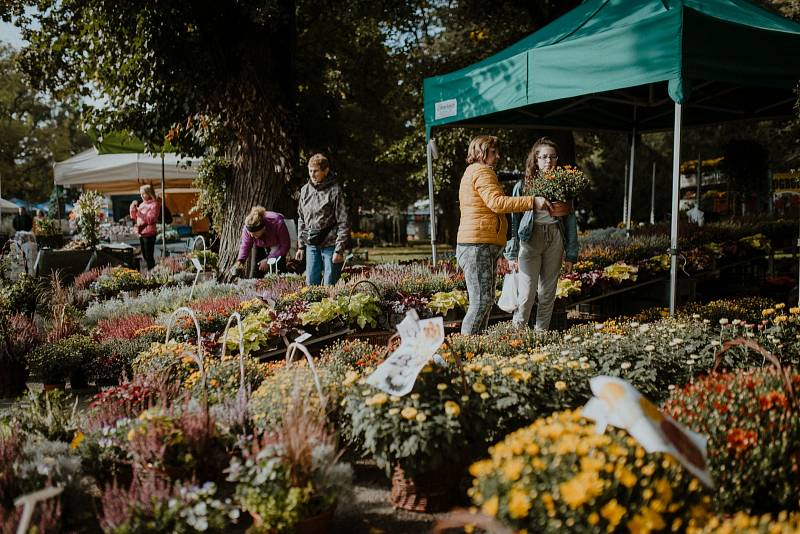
[189,235,206,300]
[165,306,207,406]
[713,337,798,410]
[220,311,247,396]
[348,278,382,302]
[285,341,327,409]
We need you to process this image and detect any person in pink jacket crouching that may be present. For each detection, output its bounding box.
[129,184,162,270]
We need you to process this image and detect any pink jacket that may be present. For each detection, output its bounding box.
[130,198,161,237]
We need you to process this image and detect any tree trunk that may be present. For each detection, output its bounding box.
[217,109,294,279]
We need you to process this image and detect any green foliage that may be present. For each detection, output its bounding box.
[27,340,81,385]
[2,389,79,443]
[426,289,468,316]
[74,190,105,248]
[0,272,40,316]
[193,156,230,237]
[224,308,275,355]
[299,293,381,330]
[0,45,89,204]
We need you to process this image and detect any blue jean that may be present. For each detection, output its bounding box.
[306,245,342,286]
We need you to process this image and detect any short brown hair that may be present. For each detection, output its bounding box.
[308,153,329,170]
[525,137,560,178]
[466,135,498,165]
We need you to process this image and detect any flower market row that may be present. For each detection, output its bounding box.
[2,264,800,533]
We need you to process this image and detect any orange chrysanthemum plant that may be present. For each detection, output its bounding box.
[663,368,800,514]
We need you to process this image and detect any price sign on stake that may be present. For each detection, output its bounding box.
[191,257,203,271]
[366,310,445,396]
[582,376,714,488]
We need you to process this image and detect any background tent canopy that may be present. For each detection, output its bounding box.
[53,149,200,191]
[423,0,800,135]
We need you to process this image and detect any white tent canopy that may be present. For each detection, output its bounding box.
[0,197,22,214]
[54,149,201,188]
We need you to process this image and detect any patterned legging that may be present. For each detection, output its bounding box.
[456,244,501,335]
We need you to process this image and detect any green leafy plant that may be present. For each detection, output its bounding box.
[425,289,468,316]
[192,155,230,236]
[74,189,105,248]
[299,294,381,330]
[224,308,276,355]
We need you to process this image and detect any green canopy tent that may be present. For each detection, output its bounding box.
[423,0,800,313]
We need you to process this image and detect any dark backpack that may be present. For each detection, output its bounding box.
[157,205,173,225]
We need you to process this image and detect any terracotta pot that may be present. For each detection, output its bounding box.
[549,200,573,217]
[43,383,66,391]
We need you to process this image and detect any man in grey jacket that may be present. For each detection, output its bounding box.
[295,153,350,285]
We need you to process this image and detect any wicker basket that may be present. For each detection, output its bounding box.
[343,329,396,346]
[390,464,460,513]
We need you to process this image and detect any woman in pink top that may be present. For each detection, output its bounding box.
[129,184,161,269]
[236,206,291,277]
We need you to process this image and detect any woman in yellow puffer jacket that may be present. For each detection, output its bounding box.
[456,135,546,334]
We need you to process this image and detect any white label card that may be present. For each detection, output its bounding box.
[365,310,445,396]
[191,257,203,271]
[434,99,457,120]
[582,376,714,488]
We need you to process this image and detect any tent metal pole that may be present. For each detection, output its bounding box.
[622,161,629,225]
[650,162,656,224]
[670,103,683,316]
[161,154,166,259]
[426,139,437,263]
[626,128,636,231]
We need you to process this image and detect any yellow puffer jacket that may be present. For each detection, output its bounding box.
[457,163,535,246]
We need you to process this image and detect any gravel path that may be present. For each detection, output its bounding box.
[332,460,447,534]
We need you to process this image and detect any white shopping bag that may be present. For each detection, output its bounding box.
[497,271,518,313]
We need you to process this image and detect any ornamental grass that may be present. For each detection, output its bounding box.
[468,409,711,534]
[663,368,800,514]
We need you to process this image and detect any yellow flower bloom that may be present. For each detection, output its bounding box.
[366,393,389,406]
[507,488,531,519]
[472,382,487,394]
[601,499,626,527]
[444,401,461,417]
[554,381,567,391]
[790,307,800,315]
[401,407,418,420]
[501,458,525,482]
[415,412,427,423]
[762,308,775,317]
[559,471,603,508]
[627,506,665,534]
[616,466,637,488]
[343,370,359,387]
[388,408,400,416]
[437,383,448,391]
[70,431,85,450]
[481,495,499,518]
[469,459,493,478]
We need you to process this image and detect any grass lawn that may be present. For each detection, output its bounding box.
[355,243,454,263]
